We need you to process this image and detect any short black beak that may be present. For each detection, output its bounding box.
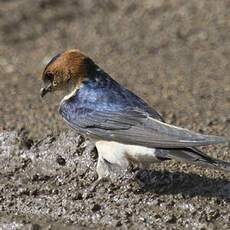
[40,83,52,98]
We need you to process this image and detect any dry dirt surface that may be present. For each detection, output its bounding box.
[0,0,229,229]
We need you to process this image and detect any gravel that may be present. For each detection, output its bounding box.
[0,0,229,229]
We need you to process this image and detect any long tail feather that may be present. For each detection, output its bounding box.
[168,147,230,172]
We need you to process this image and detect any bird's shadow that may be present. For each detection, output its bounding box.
[131,169,230,200]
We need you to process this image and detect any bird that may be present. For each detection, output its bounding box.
[40,49,230,187]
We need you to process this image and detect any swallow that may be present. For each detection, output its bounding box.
[40,49,230,186]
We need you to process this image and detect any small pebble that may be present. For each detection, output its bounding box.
[56,155,66,166]
[91,204,101,212]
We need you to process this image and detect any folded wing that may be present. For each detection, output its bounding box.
[60,107,228,148]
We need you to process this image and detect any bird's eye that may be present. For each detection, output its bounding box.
[45,72,54,82]
[53,80,57,86]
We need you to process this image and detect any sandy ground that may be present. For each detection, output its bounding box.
[0,0,229,229]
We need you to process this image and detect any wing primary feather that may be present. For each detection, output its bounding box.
[167,147,230,172]
[60,102,229,148]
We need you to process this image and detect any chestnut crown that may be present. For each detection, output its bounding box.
[41,49,94,97]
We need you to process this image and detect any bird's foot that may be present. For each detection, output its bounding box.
[89,177,109,192]
[83,176,108,199]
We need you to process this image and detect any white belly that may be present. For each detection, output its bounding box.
[95,141,158,169]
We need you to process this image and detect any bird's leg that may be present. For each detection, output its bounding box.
[83,158,110,198]
[87,157,111,192]
[89,176,108,192]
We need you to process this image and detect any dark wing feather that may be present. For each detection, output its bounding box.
[60,106,228,148]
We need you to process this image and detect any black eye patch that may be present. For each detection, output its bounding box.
[45,72,54,82]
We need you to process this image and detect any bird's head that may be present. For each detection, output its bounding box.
[40,49,94,97]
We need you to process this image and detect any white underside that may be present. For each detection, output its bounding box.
[95,140,159,178]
